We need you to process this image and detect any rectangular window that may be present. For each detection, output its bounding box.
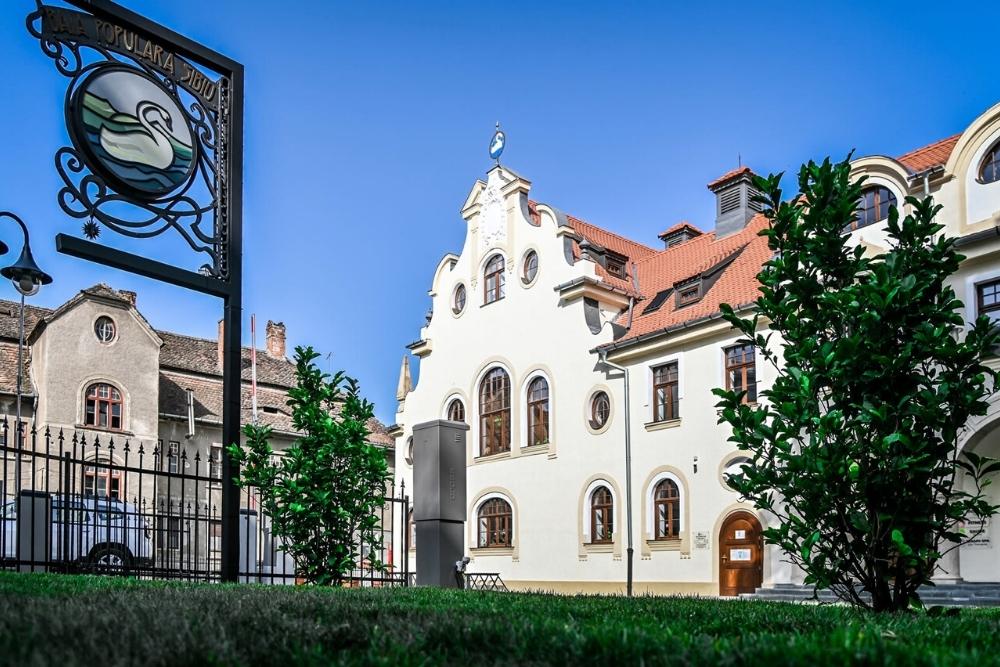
[167,441,179,474]
[210,444,222,479]
[725,343,757,403]
[209,520,222,566]
[158,516,181,550]
[677,282,701,307]
[652,362,679,422]
[977,279,1000,326]
[606,256,626,279]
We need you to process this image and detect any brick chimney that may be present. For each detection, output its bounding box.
[266,320,286,358]
[119,290,137,307]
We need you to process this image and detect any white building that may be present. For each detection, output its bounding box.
[392,103,1000,595]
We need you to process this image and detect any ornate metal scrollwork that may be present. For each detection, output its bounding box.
[27,5,230,278]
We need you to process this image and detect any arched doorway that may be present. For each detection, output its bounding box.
[719,511,763,596]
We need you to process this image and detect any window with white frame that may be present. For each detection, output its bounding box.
[210,444,222,479]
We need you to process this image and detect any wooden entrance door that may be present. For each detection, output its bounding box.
[719,511,763,596]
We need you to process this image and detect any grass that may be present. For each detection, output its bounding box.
[0,573,998,666]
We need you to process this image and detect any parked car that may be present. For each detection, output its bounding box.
[1,494,153,570]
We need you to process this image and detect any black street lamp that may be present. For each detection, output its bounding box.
[0,212,52,494]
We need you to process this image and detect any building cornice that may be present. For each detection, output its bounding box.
[553,276,632,310]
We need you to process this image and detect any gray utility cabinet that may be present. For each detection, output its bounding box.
[413,419,468,587]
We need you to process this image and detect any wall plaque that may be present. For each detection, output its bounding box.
[693,531,710,550]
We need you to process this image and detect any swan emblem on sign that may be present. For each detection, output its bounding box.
[99,101,177,170]
[489,123,506,161]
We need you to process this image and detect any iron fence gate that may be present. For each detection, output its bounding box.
[1,420,409,586]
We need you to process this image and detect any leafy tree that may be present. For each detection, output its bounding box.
[714,156,1000,612]
[228,346,390,586]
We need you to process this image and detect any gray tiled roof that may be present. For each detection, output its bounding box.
[0,285,393,446]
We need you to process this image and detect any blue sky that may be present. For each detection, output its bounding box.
[1,0,998,423]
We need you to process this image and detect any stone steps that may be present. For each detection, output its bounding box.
[743,582,1000,607]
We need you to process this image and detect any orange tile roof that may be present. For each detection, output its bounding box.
[707,166,753,190]
[548,197,770,344]
[564,212,658,296]
[614,215,771,342]
[896,134,960,173]
[658,221,703,239]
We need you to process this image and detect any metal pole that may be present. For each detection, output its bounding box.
[14,291,24,492]
[220,65,245,584]
[600,352,634,597]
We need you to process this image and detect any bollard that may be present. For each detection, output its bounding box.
[413,419,469,587]
[17,490,51,573]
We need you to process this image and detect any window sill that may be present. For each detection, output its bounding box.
[646,538,682,551]
[519,443,550,456]
[474,451,512,463]
[76,424,135,438]
[470,547,514,556]
[583,542,614,553]
[644,419,681,432]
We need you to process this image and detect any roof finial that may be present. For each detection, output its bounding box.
[738,152,742,168]
[489,122,506,166]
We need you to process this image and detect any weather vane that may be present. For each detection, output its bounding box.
[489,121,506,166]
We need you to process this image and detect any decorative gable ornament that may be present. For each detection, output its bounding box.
[478,176,506,251]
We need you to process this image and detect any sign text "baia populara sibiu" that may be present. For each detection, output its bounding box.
[40,6,219,108]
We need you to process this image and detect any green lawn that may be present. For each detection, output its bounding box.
[0,573,998,666]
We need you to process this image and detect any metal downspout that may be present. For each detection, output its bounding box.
[600,349,634,597]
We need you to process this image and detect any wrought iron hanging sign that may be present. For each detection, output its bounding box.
[27,3,231,278]
[26,0,245,583]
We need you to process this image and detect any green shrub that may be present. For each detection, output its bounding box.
[714,157,1000,612]
[227,346,390,586]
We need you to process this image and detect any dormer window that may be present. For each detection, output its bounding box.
[851,186,896,231]
[605,253,627,279]
[676,281,701,307]
[979,143,1000,184]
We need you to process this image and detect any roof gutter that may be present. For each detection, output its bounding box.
[907,165,945,196]
[954,226,1000,249]
[553,275,636,299]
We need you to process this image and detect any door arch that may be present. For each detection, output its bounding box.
[719,511,762,596]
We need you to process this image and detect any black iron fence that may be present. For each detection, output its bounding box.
[1,420,409,586]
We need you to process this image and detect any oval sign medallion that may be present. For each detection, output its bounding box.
[70,66,197,199]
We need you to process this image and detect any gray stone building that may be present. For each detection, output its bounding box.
[0,283,394,572]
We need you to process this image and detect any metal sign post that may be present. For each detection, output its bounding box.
[27,0,244,582]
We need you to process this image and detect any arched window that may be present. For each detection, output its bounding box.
[526,376,549,446]
[654,479,681,540]
[447,398,465,423]
[590,486,613,544]
[980,143,1000,184]
[479,368,510,456]
[84,459,121,498]
[84,383,123,430]
[484,254,505,304]
[852,186,897,230]
[477,497,512,548]
[590,391,610,429]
